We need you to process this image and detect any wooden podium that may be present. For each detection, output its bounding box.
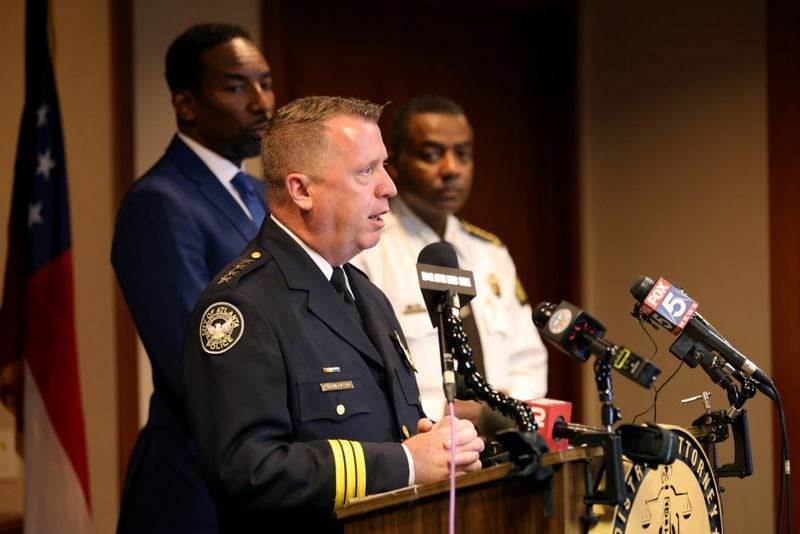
[335,447,602,533]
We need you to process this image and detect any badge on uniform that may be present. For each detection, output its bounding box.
[402,303,427,315]
[390,330,417,372]
[200,302,244,354]
[488,273,501,297]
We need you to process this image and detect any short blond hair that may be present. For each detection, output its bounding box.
[261,96,385,191]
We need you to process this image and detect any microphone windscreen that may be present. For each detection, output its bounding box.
[630,275,655,302]
[532,301,556,329]
[617,423,677,466]
[417,241,459,268]
[525,398,572,451]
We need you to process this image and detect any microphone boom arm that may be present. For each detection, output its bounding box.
[442,311,537,433]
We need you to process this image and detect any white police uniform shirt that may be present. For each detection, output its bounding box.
[351,197,548,421]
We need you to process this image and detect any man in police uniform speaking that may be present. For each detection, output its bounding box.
[352,95,548,425]
[182,96,484,530]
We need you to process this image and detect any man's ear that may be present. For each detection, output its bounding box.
[386,149,400,181]
[172,89,198,126]
[286,173,314,211]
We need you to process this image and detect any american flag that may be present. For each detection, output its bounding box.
[0,0,92,530]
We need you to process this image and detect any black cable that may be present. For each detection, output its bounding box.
[632,359,684,425]
[771,385,791,534]
[631,316,664,424]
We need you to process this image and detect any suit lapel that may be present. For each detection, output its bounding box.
[261,221,384,367]
[166,135,262,241]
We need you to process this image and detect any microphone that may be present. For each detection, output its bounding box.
[483,399,675,464]
[416,242,476,328]
[525,398,573,452]
[477,399,573,452]
[631,276,774,388]
[616,423,677,466]
[417,242,477,402]
[533,301,660,388]
[669,333,740,392]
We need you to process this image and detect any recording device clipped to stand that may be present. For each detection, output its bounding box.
[417,242,547,475]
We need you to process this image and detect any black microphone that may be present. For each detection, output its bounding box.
[669,333,741,393]
[533,300,660,388]
[631,275,774,388]
[416,242,476,327]
[417,242,477,402]
[617,423,678,466]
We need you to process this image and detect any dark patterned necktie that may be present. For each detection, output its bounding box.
[231,172,266,226]
[460,303,486,378]
[331,266,361,325]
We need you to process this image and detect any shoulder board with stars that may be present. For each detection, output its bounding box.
[217,249,267,287]
[459,219,502,246]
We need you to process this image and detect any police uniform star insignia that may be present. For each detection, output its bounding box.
[200,302,244,354]
[515,277,529,305]
[217,258,255,285]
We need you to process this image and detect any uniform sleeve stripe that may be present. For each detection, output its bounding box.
[328,439,346,509]
[341,440,357,502]
[328,439,367,509]
[352,441,367,498]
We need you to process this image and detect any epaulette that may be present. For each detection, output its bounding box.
[459,219,502,246]
[216,249,267,287]
[515,277,529,305]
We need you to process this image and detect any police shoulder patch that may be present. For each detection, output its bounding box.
[459,219,502,246]
[200,302,244,354]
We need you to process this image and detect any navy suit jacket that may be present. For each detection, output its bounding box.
[112,135,268,533]
[183,219,424,530]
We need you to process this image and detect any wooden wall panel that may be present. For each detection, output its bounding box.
[767,0,800,530]
[262,0,583,407]
[111,0,137,490]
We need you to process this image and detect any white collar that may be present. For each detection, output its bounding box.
[271,216,334,280]
[271,216,355,297]
[391,196,463,255]
[177,131,242,183]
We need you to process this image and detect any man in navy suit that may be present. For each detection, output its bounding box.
[183,96,484,530]
[111,23,272,532]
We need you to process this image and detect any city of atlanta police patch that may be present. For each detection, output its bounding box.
[200,302,244,355]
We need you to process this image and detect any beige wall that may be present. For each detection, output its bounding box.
[580,2,773,532]
[0,1,261,529]
[0,0,117,532]
[132,0,263,427]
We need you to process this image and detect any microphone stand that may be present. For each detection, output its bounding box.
[593,353,622,432]
[441,309,551,479]
[564,351,626,509]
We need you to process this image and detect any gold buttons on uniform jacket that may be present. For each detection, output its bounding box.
[251,251,262,259]
[402,425,410,439]
[336,404,346,416]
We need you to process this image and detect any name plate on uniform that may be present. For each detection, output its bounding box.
[320,380,355,392]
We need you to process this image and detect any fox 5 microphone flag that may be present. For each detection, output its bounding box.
[0,0,92,531]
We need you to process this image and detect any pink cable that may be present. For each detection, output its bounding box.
[448,401,456,534]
